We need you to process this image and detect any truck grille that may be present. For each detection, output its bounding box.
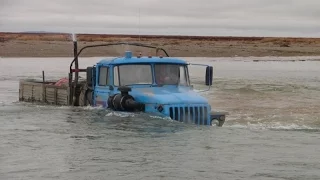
[169,105,210,125]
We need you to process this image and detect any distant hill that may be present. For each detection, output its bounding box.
[1,31,320,44]
[21,31,64,34]
[1,31,320,57]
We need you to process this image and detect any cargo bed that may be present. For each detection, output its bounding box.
[19,80,70,105]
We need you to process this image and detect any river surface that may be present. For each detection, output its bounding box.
[1,57,320,180]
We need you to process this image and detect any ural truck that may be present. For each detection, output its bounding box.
[19,41,227,126]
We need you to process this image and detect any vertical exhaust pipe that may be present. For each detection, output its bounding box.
[73,33,79,84]
[72,34,79,106]
[69,33,79,106]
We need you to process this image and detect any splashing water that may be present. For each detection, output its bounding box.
[1,58,320,180]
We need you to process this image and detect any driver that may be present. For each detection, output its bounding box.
[155,65,179,85]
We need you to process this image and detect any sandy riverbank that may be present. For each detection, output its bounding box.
[1,32,320,57]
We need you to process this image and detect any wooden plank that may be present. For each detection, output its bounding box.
[19,80,42,102]
[44,84,68,89]
[42,84,46,103]
[33,85,43,101]
[19,81,24,100]
[20,81,43,86]
[54,88,57,105]
[57,89,68,105]
[45,87,56,104]
[23,85,33,101]
[19,79,73,106]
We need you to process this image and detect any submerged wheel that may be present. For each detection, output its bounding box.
[86,90,93,106]
[78,89,93,107]
[72,81,87,106]
[78,83,93,107]
[79,88,87,106]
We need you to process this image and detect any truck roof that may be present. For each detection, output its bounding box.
[97,51,188,66]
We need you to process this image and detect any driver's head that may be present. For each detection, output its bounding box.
[155,64,165,76]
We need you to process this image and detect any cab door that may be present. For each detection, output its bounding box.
[94,65,111,108]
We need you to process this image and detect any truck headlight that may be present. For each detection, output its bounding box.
[211,119,219,126]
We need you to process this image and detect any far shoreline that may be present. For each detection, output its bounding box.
[2,56,320,62]
[1,32,320,58]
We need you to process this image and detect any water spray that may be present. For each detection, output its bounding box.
[72,33,77,42]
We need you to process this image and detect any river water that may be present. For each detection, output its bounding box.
[0,57,320,180]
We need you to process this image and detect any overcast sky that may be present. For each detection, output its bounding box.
[1,0,320,37]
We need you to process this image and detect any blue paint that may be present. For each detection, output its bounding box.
[88,51,226,126]
[97,56,187,66]
[125,51,132,59]
[128,86,207,104]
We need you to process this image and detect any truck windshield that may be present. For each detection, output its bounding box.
[115,64,153,86]
[154,64,189,86]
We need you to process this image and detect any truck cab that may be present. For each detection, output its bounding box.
[83,51,226,126]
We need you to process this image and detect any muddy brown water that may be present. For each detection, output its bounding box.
[1,57,320,180]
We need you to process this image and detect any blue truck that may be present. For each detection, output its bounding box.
[19,41,227,126]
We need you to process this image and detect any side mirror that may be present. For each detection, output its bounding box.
[205,66,213,86]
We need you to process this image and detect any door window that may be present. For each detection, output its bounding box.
[98,66,109,86]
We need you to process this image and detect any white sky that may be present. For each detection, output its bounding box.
[1,0,320,37]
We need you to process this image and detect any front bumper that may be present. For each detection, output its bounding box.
[147,104,227,126]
